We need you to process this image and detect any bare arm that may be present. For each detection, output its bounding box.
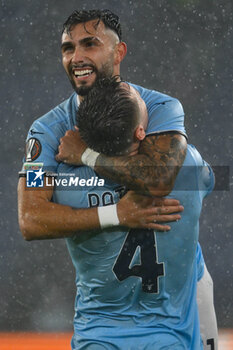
[18,177,99,240]
[95,132,187,196]
[18,177,184,241]
[56,130,187,196]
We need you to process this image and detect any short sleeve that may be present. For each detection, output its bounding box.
[129,84,186,137]
[146,98,186,136]
[24,122,57,172]
[20,93,77,175]
[198,159,215,199]
[188,144,215,199]
[21,115,67,173]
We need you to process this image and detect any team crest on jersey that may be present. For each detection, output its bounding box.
[25,138,42,162]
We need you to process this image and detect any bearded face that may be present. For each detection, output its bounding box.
[61,20,120,96]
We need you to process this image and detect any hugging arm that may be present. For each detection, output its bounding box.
[18,177,183,240]
[57,130,187,197]
[95,132,187,196]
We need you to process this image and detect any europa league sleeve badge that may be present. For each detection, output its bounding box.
[25,138,42,162]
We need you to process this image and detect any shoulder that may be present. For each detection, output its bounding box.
[129,83,186,135]
[129,82,184,114]
[32,93,77,131]
[23,94,78,167]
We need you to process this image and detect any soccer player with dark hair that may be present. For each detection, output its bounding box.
[76,76,218,349]
[77,76,148,156]
[61,9,124,97]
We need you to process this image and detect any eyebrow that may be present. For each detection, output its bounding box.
[80,36,102,44]
[61,36,102,50]
[61,42,72,50]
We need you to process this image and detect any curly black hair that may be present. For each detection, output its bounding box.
[77,76,140,156]
[62,9,122,41]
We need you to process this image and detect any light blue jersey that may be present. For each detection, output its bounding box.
[23,84,186,172]
[52,145,213,350]
[22,86,211,349]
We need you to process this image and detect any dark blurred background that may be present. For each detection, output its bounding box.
[0,0,232,332]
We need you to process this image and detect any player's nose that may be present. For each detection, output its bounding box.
[72,46,85,64]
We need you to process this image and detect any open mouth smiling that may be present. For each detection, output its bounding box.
[73,68,94,79]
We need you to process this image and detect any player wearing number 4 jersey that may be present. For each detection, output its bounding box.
[54,150,211,350]
[52,77,216,349]
[19,79,217,350]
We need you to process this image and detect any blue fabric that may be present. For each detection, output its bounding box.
[53,145,212,349]
[23,93,78,171]
[129,83,186,137]
[21,87,214,349]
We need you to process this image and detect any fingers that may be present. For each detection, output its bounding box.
[133,221,172,232]
[159,198,181,206]
[135,209,182,231]
[142,205,183,216]
[151,198,183,208]
[59,130,76,144]
[55,144,65,162]
[64,129,75,137]
[156,205,184,214]
[145,213,181,223]
[128,194,183,210]
[145,223,171,231]
[55,154,60,162]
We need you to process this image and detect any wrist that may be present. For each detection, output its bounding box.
[81,147,100,169]
[116,201,127,226]
[97,204,120,229]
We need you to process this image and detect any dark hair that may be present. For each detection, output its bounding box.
[62,9,122,41]
[77,77,139,156]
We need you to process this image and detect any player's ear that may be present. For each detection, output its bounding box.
[134,125,146,141]
[114,41,127,64]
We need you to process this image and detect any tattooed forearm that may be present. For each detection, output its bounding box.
[95,132,187,196]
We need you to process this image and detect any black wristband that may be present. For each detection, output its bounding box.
[18,171,26,178]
